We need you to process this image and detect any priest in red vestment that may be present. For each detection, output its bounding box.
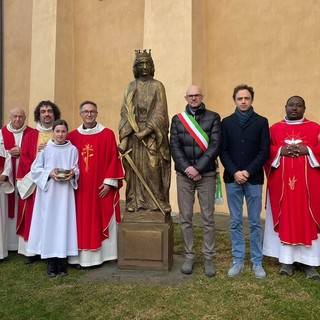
[0,107,32,250]
[67,101,124,267]
[16,101,61,263]
[263,95,320,279]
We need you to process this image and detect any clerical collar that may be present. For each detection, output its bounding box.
[82,122,98,130]
[284,116,305,124]
[36,122,53,132]
[7,122,26,134]
[51,139,67,145]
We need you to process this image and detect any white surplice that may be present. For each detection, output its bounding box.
[27,139,79,258]
[0,144,14,259]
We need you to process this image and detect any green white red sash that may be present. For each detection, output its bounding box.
[177,111,209,151]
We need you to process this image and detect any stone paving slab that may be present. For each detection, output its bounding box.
[83,254,191,285]
[82,212,265,283]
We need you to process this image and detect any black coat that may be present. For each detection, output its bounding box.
[220,111,270,184]
[170,103,222,175]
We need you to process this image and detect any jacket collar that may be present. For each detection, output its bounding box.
[186,102,206,116]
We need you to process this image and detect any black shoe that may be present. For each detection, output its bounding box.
[47,259,58,277]
[24,255,40,264]
[279,263,294,276]
[303,265,320,279]
[57,258,68,276]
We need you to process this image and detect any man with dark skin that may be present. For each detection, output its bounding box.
[263,96,320,279]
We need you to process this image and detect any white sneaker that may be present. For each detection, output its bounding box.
[228,263,245,277]
[252,265,266,279]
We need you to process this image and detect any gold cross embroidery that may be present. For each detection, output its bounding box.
[81,143,94,172]
[288,176,297,190]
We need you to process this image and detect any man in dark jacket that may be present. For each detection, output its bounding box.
[220,84,270,279]
[170,85,221,277]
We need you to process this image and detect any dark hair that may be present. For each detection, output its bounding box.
[132,56,155,79]
[52,119,68,131]
[34,100,61,122]
[79,100,97,110]
[285,95,306,107]
[232,84,254,101]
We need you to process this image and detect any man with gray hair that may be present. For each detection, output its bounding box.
[0,108,32,251]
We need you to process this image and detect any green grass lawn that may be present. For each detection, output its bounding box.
[1,223,320,320]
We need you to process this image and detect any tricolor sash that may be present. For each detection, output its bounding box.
[177,112,209,151]
[177,111,223,204]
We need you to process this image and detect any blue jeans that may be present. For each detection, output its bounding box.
[225,182,263,266]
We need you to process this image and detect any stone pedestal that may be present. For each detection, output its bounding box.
[118,211,174,271]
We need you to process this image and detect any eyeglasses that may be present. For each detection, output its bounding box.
[81,110,98,115]
[186,94,202,99]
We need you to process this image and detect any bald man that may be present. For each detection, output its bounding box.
[0,108,32,251]
[170,85,222,277]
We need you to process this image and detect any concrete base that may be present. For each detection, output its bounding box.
[118,211,174,271]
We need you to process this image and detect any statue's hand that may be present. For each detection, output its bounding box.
[135,130,148,140]
[118,139,128,153]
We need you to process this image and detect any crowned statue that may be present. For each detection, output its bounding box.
[118,50,171,214]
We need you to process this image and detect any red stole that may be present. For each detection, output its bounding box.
[67,128,124,250]
[1,125,32,218]
[0,156,4,174]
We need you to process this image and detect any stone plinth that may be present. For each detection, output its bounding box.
[118,211,174,271]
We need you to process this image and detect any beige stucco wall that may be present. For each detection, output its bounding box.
[3,0,320,216]
[73,0,145,132]
[205,0,320,124]
[3,0,32,124]
[204,0,320,215]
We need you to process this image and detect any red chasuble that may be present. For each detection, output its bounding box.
[16,129,40,241]
[265,119,320,245]
[1,125,32,218]
[67,128,124,250]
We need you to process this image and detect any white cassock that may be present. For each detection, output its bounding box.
[27,139,79,258]
[0,144,14,259]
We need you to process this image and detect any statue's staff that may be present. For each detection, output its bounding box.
[119,149,165,216]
